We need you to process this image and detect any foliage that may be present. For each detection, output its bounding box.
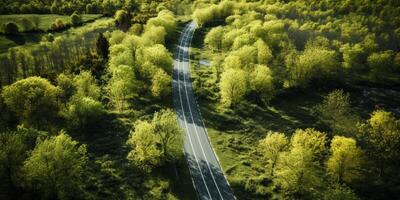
[96,33,110,58]
[250,64,275,104]
[3,21,19,34]
[326,136,363,183]
[70,12,82,26]
[65,97,105,130]
[127,109,182,172]
[1,76,60,128]
[151,69,172,99]
[23,132,88,199]
[219,68,247,107]
[114,10,132,31]
[258,131,288,176]
[73,71,101,100]
[314,90,358,135]
[357,110,400,177]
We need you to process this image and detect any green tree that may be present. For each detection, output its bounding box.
[151,69,171,99]
[127,120,162,172]
[56,73,75,104]
[314,90,358,135]
[255,39,273,64]
[151,109,183,162]
[70,12,82,26]
[1,77,60,128]
[219,68,247,107]
[0,131,27,192]
[96,33,110,59]
[258,131,289,176]
[114,10,132,31]
[73,71,101,100]
[23,132,88,199]
[291,46,339,87]
[3,22,19,34]
[326,136,363,183]
[106,65,137,112]
[357,110,400,177]
[65,97,104,130]
[367,51,394,81]
[290,128,327,161]
[205,26,224,51]
[274,128,327,198]
[138,44,173,74]
[250,65,275,104]
[127,109,182,172]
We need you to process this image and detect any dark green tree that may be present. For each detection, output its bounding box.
[96,33,110,59]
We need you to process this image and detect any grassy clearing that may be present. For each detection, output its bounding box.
[0,14,102,33]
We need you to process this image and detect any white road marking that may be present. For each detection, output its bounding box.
[176,24,213,200]
[181,22,224,200]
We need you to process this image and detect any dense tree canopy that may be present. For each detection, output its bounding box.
[1,77,60,128]
[24,132,88,199]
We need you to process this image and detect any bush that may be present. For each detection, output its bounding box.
[3,22,19,34]
[70,12,82,26]
[51,19,66,30]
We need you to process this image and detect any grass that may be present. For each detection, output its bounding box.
[0,14,102,33]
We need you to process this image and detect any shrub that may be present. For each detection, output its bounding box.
[3,22,19,34]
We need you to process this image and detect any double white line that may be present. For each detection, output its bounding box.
[176,22,224,200]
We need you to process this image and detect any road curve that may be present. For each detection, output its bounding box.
[173,22,235,200]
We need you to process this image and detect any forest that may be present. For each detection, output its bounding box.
[0,0,399,200]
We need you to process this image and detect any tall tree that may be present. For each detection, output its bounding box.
[258,131,289,176]
[96,33,110,59]
[151,69,171,99]
[357,110,400,177]
[250,64,275,105]
[314,90,358,135]
[219,68,247,107]
[23,132,88,199]
[1,77,60,128]
[326,136,363,183]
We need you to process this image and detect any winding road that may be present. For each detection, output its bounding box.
[173,22,235,200]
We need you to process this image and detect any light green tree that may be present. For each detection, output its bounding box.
[106,65,138,112]
[255,39,273,64]
[358,110,400,177]
[152,109,183,162]
[258,131,289,176]
[314,90,358,135]
[127,120,162,172]
[151,69,171,98]
[250,65,275,104]
[274,128,327,198]
[326,136,363,183]
[23,132,88,200]
[73,71,101,100]
[219,68,247,107]
[138,44,173,74]
[65,97,104,130]
[205,26,224,51]
[1,76,60,128]
[127,109,182,172]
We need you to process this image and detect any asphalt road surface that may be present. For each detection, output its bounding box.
[173,21,236,200]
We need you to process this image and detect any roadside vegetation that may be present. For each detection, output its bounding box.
[190,0,400,200]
